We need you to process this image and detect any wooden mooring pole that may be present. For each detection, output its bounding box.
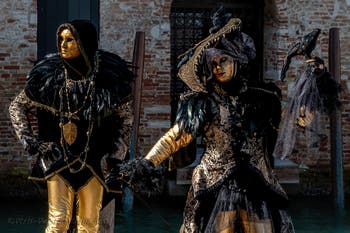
[328,27,344,209]
[131,31,145,160]
[98,31,145,232]
[123,31,145,212]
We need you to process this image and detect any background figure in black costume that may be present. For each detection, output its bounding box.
[108,14,295,233]
[9,20,134,232]
[274,28,341,165]
[274,57,342,164]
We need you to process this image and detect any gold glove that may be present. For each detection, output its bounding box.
[145,124,193,167]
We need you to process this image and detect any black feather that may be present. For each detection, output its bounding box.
[175,92,206,137]
[280,28,321,81]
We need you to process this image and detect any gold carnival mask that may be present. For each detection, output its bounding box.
[212,54,237,83]
[59,29,81,59]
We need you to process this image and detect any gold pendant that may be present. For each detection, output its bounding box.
[63,121,78,145]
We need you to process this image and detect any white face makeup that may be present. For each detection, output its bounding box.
[59,29,80,59]
[211,54,238,83]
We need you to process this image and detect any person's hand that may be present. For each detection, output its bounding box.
[37,142,62,172]
[105,157,154,185]
[104,163,125,191]
[105,157,162,195]
[38,142,56,154]
[23,139,61,161]
[23,137,40,155]
[297,106,314,127]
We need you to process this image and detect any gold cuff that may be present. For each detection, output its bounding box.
[145,124,193,167]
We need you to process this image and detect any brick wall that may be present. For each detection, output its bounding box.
[0,0,37,174]
[1,0,350,196]
[99,0,172,156]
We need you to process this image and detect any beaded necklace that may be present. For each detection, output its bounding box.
[59,66,96,173]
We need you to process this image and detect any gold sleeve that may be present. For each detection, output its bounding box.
[145,124,194,167]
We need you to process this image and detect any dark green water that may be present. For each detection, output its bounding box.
[1,196,349,233]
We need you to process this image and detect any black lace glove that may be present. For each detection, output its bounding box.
[23,137,41,155]
[37,142,62,173]
[23,138,63,173]
[105,157,162,195]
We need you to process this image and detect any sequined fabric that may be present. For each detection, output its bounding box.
[190,90,286,199]
[179,85,292,233]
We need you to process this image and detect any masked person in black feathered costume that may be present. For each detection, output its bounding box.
[9,20,134,232]
[107,15,295,233]
[273,55,342,166]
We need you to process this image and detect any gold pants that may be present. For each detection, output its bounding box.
[214,210,273,233]
[45,175,104,233]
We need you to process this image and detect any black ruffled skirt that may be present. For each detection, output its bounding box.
[182,179,295,233]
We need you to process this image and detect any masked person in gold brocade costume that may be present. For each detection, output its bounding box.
[106,10,296,233]
[9,20,134,232]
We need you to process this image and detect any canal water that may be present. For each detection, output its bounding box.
[1,195,349,233]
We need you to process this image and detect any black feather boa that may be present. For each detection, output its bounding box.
[175,91,207,137]
[25,50,134,115]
